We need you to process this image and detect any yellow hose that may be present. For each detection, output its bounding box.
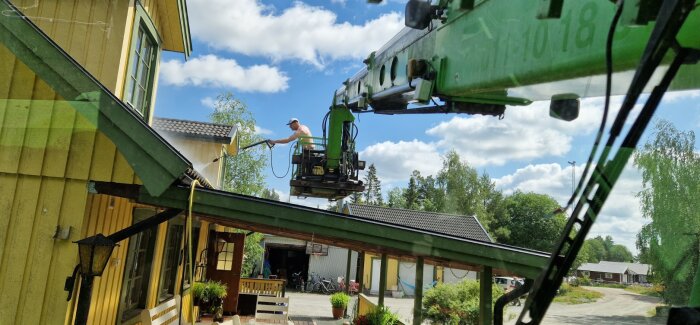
[188,180,199,325]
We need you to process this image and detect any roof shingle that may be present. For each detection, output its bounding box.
[153,117,236,143]
[347,204,492,242]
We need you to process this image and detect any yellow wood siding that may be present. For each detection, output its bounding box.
[0,173,87,324]
[80,194,135,325]
[362,253,399,291]
[12,0,131,93]
[167,137,226,189]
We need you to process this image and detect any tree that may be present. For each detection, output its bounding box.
[211,92,267,196]
[490,191,566,252]
[210,92,269,277]
[386,188,406,209]
[363,164,384,205]
[260,188,280,201]
[403,171,420,209]
[608,244,634,262]
[634,120,700,304]
[436,151,500,231]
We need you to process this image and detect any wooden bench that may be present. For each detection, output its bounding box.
[255,295,290,324]
[140,295,181,325]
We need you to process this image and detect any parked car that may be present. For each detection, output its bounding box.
[494,276,517,291]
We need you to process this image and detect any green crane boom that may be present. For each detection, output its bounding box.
[288,1,700,324]
[290,0,700,201]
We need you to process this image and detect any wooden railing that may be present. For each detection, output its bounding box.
[239,278,286,297]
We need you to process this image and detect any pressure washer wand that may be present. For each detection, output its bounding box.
[212,140,275,163]
[240,139,275,151]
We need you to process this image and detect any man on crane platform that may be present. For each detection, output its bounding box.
[268,118,315,150]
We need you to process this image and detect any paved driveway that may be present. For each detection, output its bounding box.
[286,286,663,325]
[505,286,663,325]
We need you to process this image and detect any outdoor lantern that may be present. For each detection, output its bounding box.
[74,234,117,277]
[216,237,227,253]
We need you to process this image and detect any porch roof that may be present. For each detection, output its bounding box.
[93,182,550,278]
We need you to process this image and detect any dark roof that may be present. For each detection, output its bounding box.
[152,117,236,143]
[347,204,493,242]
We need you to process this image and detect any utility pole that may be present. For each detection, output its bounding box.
[567,161,576,195]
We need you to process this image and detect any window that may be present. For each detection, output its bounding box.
[217,242,235,271]
[119,208,159,322]
[605,272,613,279]
[158,217,184,303]
[123,2,160,119]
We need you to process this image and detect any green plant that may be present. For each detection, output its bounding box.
[422,280,504,325]
[553,286,603,304]
[353,305,400,325]
[578,276,592,286]
[192,280,228,306]
[330,292,350,308]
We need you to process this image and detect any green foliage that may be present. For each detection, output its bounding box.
[625,284,663,298]
[386,187,406,209]
[192,280,228,303]
[240,231,264,277]
[210,92,267,196]
[633,120,700,305]
[577,276,592,286]
[330,292,350,308]
[553,285,602,304]
[363,164,384,205]
[422,280,504,325]
[353,306,401,325]
[260,188,280,200]
[490,191,566,252]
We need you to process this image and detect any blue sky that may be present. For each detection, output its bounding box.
[154,0,700,253]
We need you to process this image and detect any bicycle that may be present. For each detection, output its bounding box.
[291,271,305,292]
[307,273,338,294]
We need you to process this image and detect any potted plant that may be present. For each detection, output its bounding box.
[330,292,350,319]
[192,280,228,322]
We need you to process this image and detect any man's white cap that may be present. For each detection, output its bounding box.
[286,118,299,125]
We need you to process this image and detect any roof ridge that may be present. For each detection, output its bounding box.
[153,116,234,128]
[348,203,477,220]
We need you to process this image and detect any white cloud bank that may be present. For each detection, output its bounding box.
[359,140,442,184]
[160,55,289,93]
[187,0,404,67]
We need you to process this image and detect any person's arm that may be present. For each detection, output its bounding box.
[270,130,300,144]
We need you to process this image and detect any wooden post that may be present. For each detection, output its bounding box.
[480,266,493,325]
[413,257,424,325]
[378,253,388,307]
[357,251,365,294]
[346,249,352,293]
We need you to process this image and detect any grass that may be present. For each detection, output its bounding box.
[553,284,604,304]
[625,284,663,298]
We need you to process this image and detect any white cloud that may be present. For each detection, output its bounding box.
[200,96,216,109]
[494,162,644,253]
[187,0,404,67]
[330,0,347,5]
[255,125,273,136]
[426,97,621,166]
[360,140,442,184]
[661,89,700,103]
[160,55,289,93]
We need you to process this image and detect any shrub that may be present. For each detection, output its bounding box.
[422,280,505,325]
[353,306,400,325]
[578,276,592,286]
[330,292,350,308]
[558,283,571,295]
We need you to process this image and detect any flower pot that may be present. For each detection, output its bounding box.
[332,306,345,319]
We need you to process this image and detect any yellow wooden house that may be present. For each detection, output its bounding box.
[0,0,230,323]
